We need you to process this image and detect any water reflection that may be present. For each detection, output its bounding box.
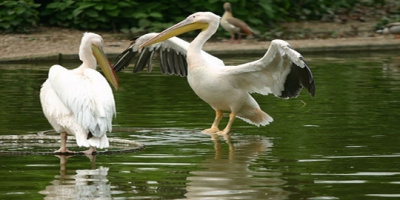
[39,155,111,199]
[185,134,289,199]
[381,56,400,83]
[2,51,400,199]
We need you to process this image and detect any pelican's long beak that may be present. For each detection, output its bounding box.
[92,45,119,90]
[139,17,208,48]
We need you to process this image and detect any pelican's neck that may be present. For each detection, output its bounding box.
[78,41,97,70]
[188,19,219,61]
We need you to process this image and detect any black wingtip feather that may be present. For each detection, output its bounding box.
[302,59,316,98]
[146,51,154,73]
[177,53,188,77]
[113,48,137,72]
[280,62,315,99]
[159,49,167,74]
[133,48,152,73]
[114,41,189,77]
[166,50,175,75]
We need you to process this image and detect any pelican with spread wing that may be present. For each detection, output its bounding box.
[113,12,315,135]
[40,32,119,154]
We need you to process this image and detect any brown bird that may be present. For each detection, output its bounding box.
[220,2,257,43]
[377,22,400,39]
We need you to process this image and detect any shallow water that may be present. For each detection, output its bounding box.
[1,51,400,199]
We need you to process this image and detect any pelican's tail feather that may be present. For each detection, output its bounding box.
[237,108,273,126]
[74,130,91,148]
[74,129,109,149]
[87,134,109,149]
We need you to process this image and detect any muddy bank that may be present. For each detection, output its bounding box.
[0,26,399,63]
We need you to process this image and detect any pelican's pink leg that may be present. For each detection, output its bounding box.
[82,147,97,155]
[55,132,74,154]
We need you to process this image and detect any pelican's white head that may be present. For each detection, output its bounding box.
[79,32,119,90]
[79,32,103,64]
[187,12,221,25]
[139,12,221,48]
[79,33,103,65]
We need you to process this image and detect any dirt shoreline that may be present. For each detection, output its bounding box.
[1,26,400,63]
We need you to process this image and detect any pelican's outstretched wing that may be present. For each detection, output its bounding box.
[47,65,116,137]
[221,39,315,98]
[113,33,224,77]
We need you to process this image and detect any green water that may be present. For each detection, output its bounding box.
[0,51,400,199]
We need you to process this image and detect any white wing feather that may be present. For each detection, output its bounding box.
[220,39,306,96]
[48,65,116,137]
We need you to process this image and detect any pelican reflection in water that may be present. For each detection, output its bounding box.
[39,155,111,199]
[185,135,290,199]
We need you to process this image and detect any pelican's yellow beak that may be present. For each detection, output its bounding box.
[139,17,208,48]
[92,45,119,90]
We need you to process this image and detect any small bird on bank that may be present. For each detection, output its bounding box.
[376,22,400,38]
[220,2,257,43]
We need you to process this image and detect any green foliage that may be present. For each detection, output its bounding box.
[36,0,367,34]
[0,0,39,33]
[41,0,139,30]
[0,0,397,34]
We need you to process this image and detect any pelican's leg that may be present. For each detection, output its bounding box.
[55,132,74,154]
[82,147,97,155]
[217,112,236,135]
[203,110,223,133]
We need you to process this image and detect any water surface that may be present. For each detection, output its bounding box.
[0,51,400,199]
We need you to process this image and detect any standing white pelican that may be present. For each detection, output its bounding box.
[40,32,119,155]
[113,12,315,135]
